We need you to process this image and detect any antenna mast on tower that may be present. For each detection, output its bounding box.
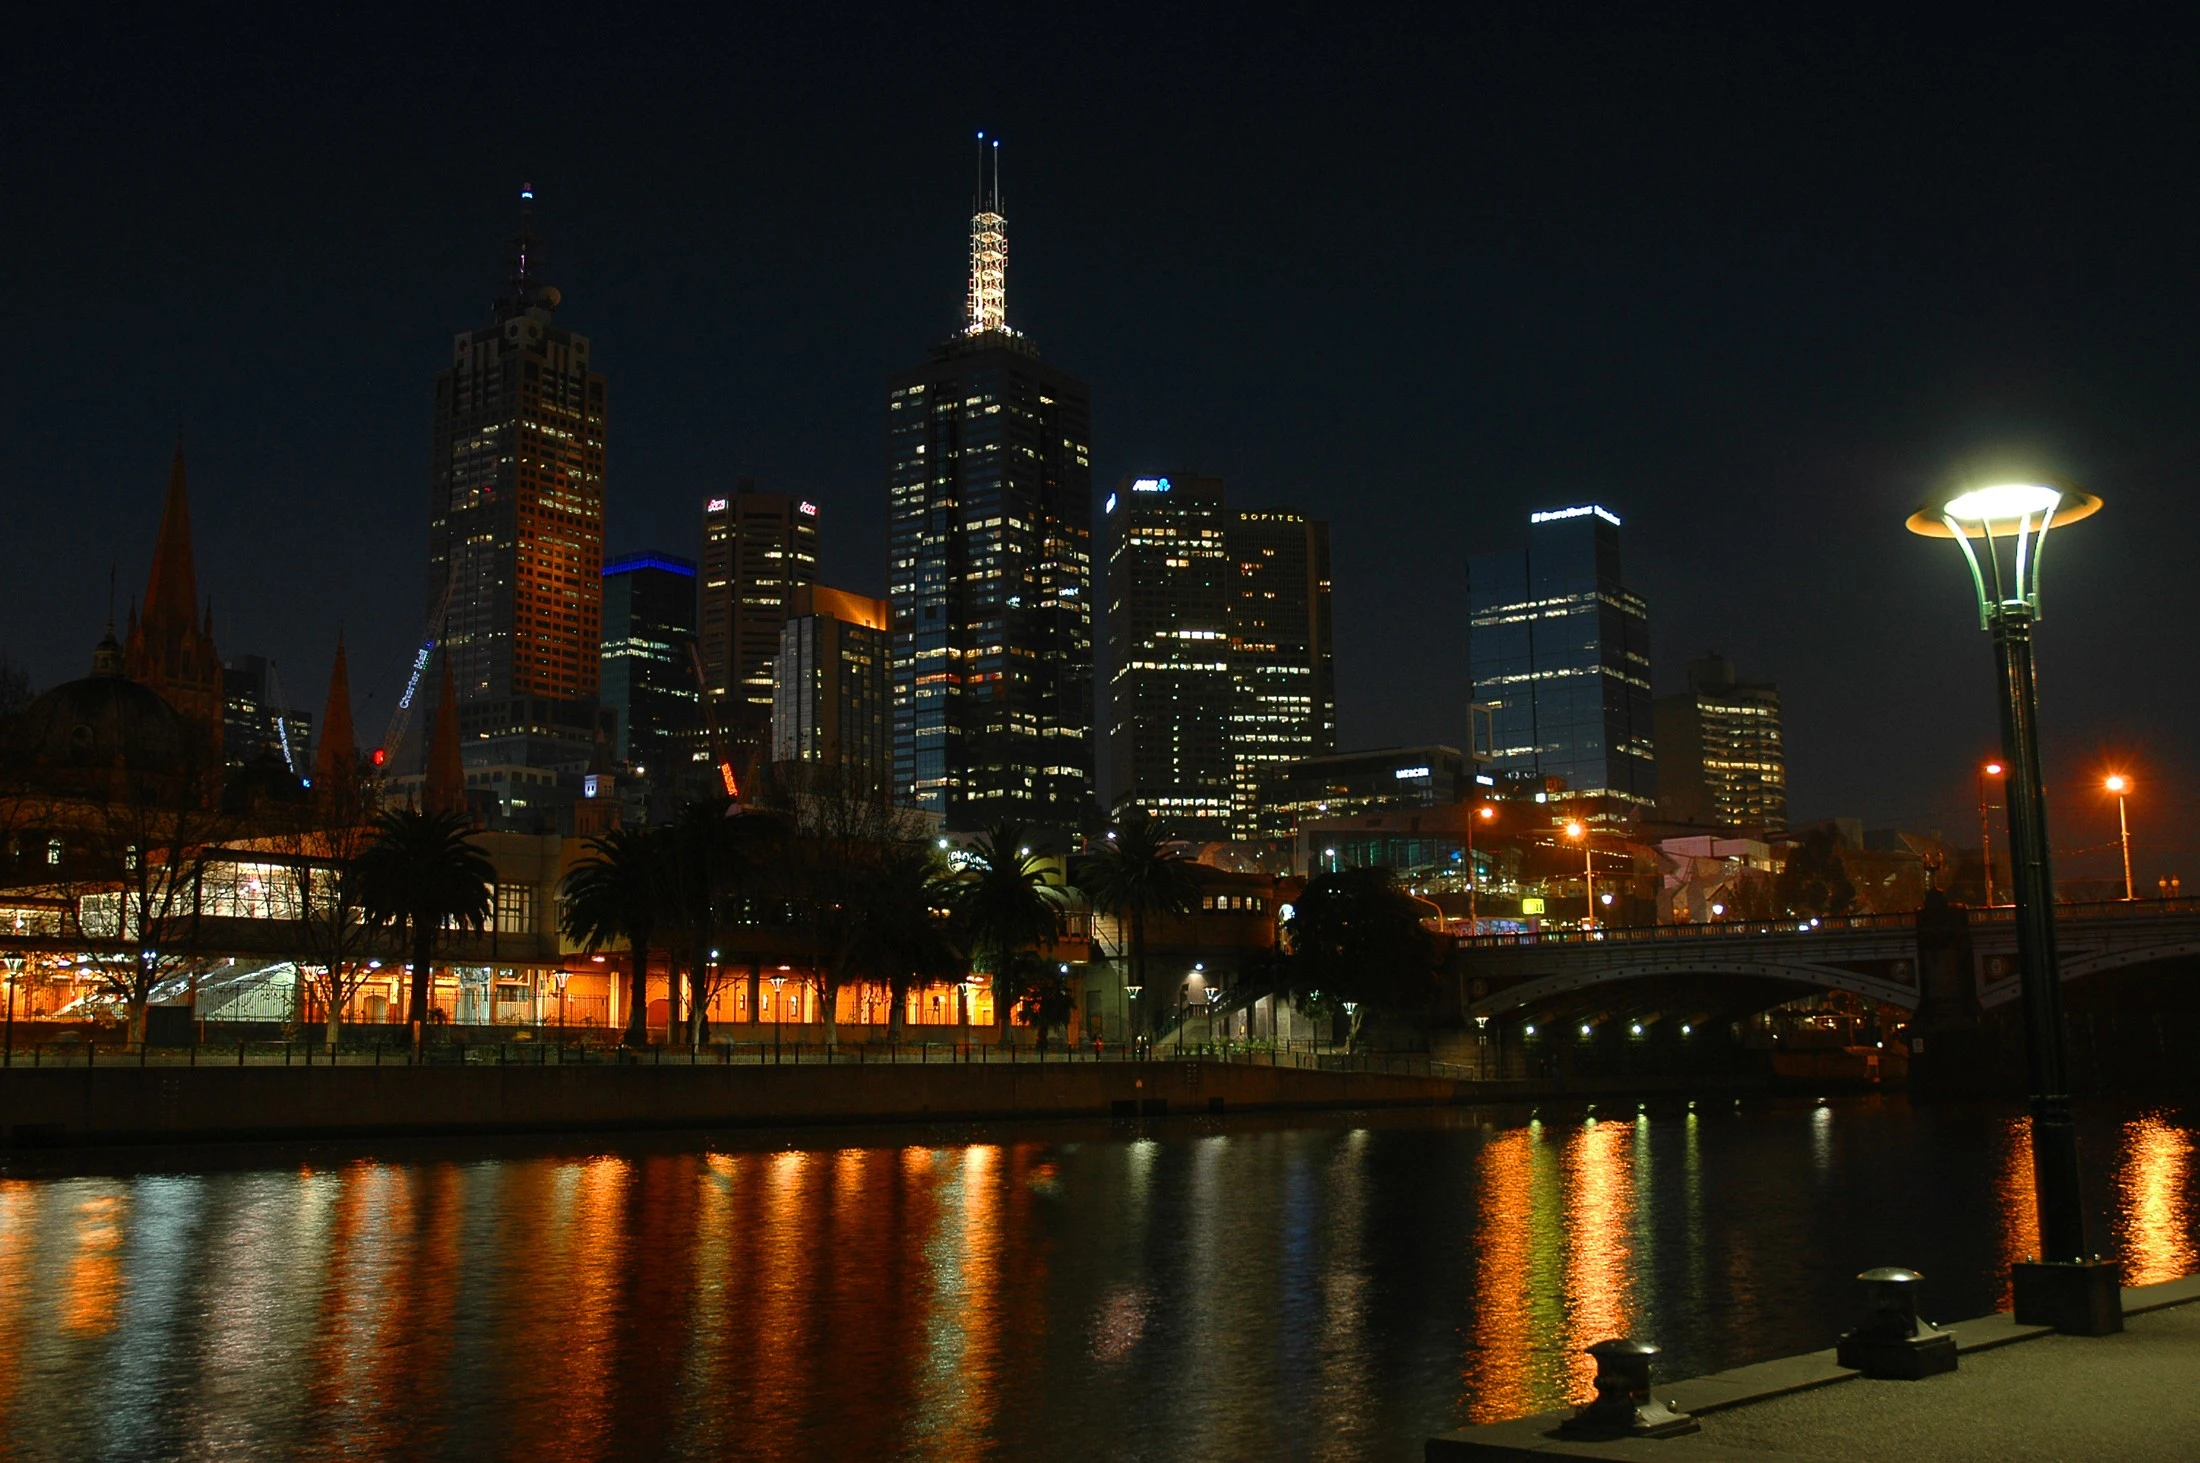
[965,133,1010,336]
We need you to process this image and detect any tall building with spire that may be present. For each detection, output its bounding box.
[125,445,224,756]
[887,137,1094,829]
[426,187,608,778]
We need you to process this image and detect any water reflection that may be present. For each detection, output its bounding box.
[1996,1116,2040,1301]
[2118,1114,2195,1285]
[0,1102,2189,1461]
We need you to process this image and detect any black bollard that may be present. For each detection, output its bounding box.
[1836,1268,1958,1379]
[1556,1339,1698,1441]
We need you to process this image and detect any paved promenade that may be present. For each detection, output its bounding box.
[1428,1273,2200,1461]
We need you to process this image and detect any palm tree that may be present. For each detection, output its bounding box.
[559,826,665,1047]
[660,800,783,1048]
[352,807,494,1040]
[860,842,961,1042]
[1077,806,1198,1043]
[1281,866,1440,1051]
[950,822,1067,1044]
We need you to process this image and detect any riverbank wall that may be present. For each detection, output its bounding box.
[0,1060,1769,1149]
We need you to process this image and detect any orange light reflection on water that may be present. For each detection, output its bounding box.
[1995,1116,2039,1305]
[1464,1130,1535,1424]
[2117,1115,2195,1285]
[1563,1120,1635,1402]
[61,1190,126,1337]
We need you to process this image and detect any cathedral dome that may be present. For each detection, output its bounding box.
[4,633,193,782]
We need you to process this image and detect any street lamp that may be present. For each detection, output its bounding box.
[1979,761,2006,907]
[2103,775,2134,901]
[1909,476,2120,1331]
[1123,979,1143,1055]
[769,970,787,1061]
[2,953,21,1067]
[1468,803,1496,930]
[1564,820,1595,930]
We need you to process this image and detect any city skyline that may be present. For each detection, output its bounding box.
[8,8,2196,880]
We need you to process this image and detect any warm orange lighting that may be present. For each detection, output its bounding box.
[1983,761,2004,776]
[1563,821,1586,840]
[1477,805,1496,820]
[2105,774,2131,794]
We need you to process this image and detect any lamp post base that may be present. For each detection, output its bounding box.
[2011,1259,2124,1335]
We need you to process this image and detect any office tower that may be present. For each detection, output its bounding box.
[887,138,1094,829]
[221,655,314,775]
[1467,504,1655,822]
[698,486,820,749]
[125,446,224,755]
[1105,474,1234,838]
[1655,653,1787,832]
[425,187,607,771]
[772,586,890,786]
[600,553,700,772]
[1226,511,1335,839]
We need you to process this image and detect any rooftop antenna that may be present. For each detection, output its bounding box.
[965,133,1009,336]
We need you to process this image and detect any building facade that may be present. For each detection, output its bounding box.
[1227,511,1335,839]
[599,553,699,773]
[887,141,1093,829]
[425,190,608,773]
[1258,744,1474,842]
[1467,505,1655,823]
[698,485,820,752]
[1106,474,1234,837]
[1654,653,1787,832]
[771,586,890,786]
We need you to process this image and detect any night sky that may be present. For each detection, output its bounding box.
[9,6,2199,882]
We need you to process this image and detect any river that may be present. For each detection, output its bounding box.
[0,1097,2193,1461]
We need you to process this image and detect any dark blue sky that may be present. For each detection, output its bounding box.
[8,4,2199,881]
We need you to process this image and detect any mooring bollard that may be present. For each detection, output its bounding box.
[1836,1267,1957,1379]
[1556,1339,1699,1441]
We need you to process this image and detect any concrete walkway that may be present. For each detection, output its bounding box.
[1428,1274,2200,1462]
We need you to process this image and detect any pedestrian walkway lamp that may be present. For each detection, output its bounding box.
[1909,478,2121,1332]
[1978,761,2005,907]
[2,953,20,1067]
[1564,821,1595,930]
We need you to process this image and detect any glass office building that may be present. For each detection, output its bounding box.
[1467,505,1654,822]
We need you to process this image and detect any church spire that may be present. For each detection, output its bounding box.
[125,442,223,754]
[965,133,1009,336]
[142,442,201,630]
[313,635,358,789]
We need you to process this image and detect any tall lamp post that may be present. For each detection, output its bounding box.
[2,953,21,1068]
[1564,821,1595,931]
[1467,803,1495,930]
[1909,478,2121,1334]
[1978,761,2005,906]
[2103,775,2135,901]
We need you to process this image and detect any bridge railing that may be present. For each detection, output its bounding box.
[1454,896,2200,952]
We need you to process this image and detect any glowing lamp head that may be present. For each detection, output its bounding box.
[1477,805,1495,820]
[2105,774,2130,794]
[1907,477,2101,624]
[1564,820,1586,840]
[1984,761,2004,776]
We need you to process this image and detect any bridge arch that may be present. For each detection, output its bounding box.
[1467,958,1919,1019]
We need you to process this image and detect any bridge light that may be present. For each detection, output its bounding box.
[1681,1023,1692,1035]
[1523,1024,1537,1036]
[1579,1023,1592,1037]
[1629,1022,1643,1036]
[1710,903,1725,917]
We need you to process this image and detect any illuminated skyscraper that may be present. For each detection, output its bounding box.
[426,188,607,771]
[698,485,821,751]
[1467,504,1655,822]
[772,586,890,786]
[887,137,1093,829]
[1654,653,1786,832]
[599,553,699,771]
[1106,474,1233,837]
[1227,511,1335,839]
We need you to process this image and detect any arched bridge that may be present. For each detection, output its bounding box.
[1455,899,2200,1025]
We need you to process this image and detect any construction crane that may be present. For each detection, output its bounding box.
[375,566,457,777]
[685,640,740,806]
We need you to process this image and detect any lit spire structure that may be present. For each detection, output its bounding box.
[965,134,1009,336]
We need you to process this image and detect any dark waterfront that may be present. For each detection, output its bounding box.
[0,1099,2193,1462]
